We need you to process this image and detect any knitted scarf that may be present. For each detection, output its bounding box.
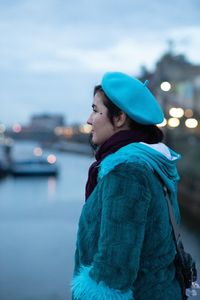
[85,129,157,200]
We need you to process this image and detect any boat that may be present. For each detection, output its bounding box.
[10,158,58,176]
[0,161,8,177]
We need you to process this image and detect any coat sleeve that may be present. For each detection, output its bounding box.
[71,163,152,300]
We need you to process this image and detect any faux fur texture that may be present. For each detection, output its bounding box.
[71,265,133,300]
[98,143,142,180]
[98,142,180,194]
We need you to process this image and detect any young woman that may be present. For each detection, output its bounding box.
[71,72,182,299]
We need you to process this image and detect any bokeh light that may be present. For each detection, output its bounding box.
[168,118,180,128]
[160,81,172,92]
[47,154,57,164]
[169,108,184,118]
[185,118,198,128]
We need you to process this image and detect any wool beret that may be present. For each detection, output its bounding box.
[101,72,164,125]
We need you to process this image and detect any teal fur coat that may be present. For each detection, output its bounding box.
[71,142,182,300]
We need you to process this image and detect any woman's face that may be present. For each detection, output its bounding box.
[87,92,115,146]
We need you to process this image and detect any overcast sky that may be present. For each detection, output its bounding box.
[1,0,200,126]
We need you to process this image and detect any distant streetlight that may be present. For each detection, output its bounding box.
[79,124,92,134]
[160,81,172,92]
[63,127,74,138]
[54,126,64,136]
[168,118,180,128]
[185,118,198,128]
[184,109,193,118]
[12,123,22,133]
[47,154,57,164]
[33,147,43,157]
[169,107,184,118]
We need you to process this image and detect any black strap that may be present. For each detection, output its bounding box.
[163,186,181,247]
[164,187,191,300]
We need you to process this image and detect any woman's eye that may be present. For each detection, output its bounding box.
[93,108,98,113]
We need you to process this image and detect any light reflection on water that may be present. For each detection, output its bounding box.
[47,177,57,201]
[0,150,199,300]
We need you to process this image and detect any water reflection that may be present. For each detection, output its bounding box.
[47,177,57,201]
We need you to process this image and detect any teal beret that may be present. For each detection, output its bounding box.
[101,72,164,125]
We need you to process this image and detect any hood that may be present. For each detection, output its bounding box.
[98,142,181,193]
[140,142,177,161]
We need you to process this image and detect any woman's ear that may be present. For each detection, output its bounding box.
[114,112,129,128]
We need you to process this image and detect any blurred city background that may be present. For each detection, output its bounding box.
[0,1,200,299]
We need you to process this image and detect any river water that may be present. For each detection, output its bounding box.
[0,149,199,300]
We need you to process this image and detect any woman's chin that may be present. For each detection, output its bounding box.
[88,134,98,150]
[91,135,98,145]
[92,139,99,146]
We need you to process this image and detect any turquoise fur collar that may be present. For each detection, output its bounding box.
[98,142,180,193]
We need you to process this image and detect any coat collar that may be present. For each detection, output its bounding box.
[98,142,181,193]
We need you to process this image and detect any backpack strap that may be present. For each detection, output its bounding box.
[163,186,181,247]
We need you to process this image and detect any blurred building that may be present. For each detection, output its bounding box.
[140,51,200,116]
[5,113,91,148]
[6,113,66,143]
[140,51,200,219]
[30,113,65,131]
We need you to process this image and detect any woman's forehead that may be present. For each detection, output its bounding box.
[93,92,105,106]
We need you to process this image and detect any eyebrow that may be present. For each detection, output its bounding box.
[92,104,97,109]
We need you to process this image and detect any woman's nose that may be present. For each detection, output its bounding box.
[87,114,92,125]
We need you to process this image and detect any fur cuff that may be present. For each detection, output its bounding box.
[71,265,133,300]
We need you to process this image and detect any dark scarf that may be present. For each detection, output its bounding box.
[85,129,154,200]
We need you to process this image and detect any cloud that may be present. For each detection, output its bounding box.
[1,0,200,74]
[165,26,200,64]
[0,0,200,125]
[25,38,162,74]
